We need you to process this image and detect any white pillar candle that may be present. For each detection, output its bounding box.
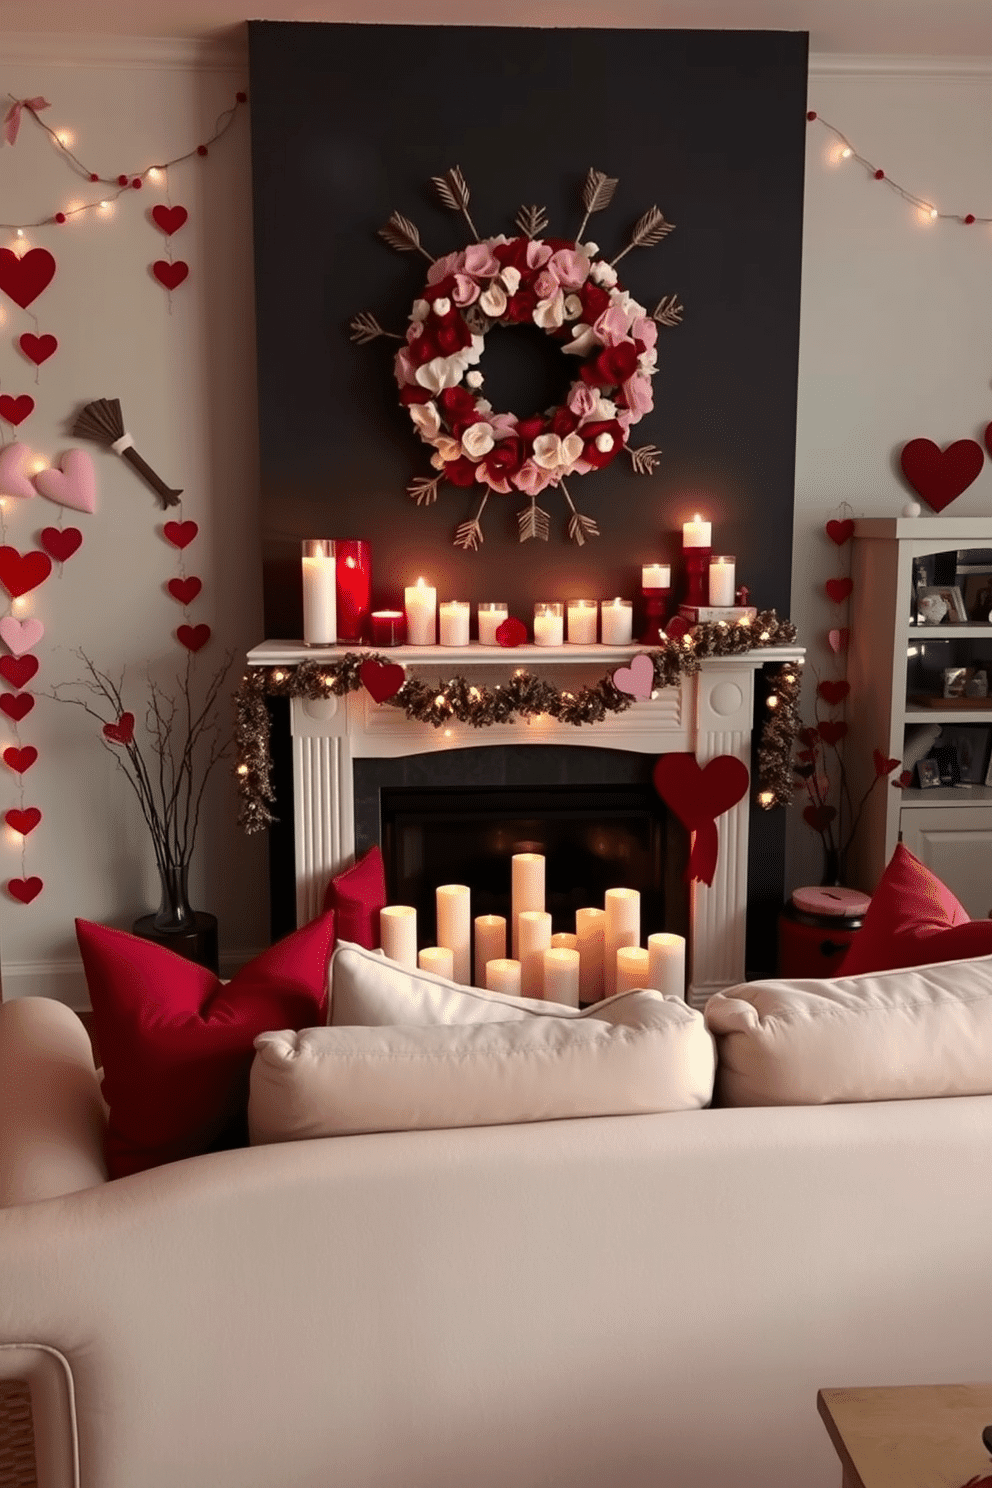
[477,602,508,645]
[474,914,507,987]
[647,932,686,999]
[533,602,564,646]
[682,514,711,548]
[511,852,545,958]
[439,600,470,646]
[709,555,736,607]
[379,905,417,969]
[642,563,671,589]
[604,887,640,999]
[543,946,581,1007]
[301,539,337,646]
[486,958,522,996]
[616,945,650,996]
[566,599,598,644]
[550,931,578,951]
[436,883,471,984]
[418,945,454,979]
[404,576,437,646]
[600,598,633,645]
[576,906,606,1003]
[518,910,552,998]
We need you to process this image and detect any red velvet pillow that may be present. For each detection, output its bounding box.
[76,911,335,1178]
[838,844,992,975]
[322,845,387,949]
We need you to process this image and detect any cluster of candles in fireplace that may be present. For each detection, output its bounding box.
[300,517,737,649]
[377,851,686,1008]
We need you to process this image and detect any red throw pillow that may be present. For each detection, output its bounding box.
[322,845,387,949]
[838,843,992,975]
[76,911,335,1178]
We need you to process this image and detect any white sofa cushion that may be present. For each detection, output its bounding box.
[249,989,715,1141]
[705,954,992,1106]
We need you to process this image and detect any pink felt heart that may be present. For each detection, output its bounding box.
[167,576,202,605]
[0,247,56,309]
[163,519,198,549]
[5,806,41,836]
[825,519,855,545]
[177,623,210,652]
[495,617,527,647]
[0,616,43,656]
[825,577,853,604]
[34,449,96,514]
[103,713,135,745]
[612,653,654,700]
[151,204,188,236]
[360,658,406,703]
[817,679,851,706]
[827,627,849,654]
[0,692,34,722]
[0,442,37,501]
[899,438,984,512]
[18,332,57,366]
[3,745,37,774]
[0,655,38,688]
[0,394,35,428]
[7,876,43,904]
[0,546,51,599]
[153,260,189,290]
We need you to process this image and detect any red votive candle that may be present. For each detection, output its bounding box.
[335,539,371,643]
[371,610,407,647]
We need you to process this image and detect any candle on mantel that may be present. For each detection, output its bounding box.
[418,945,454,979]
[709,555,736,607]
[550,931,578,951]
[439,600,470,646]
[301,539,337,646]
[543,946,580,1007]
[511,852,545,958]
[604,887,640,999]
[616,945,650,996]
[486,959,522,996]
[642,563,671,590]
[436,884,471,984]
[518,910,552,998]
[576,907,606,1003]
[647,932,686,999]
[566,599,598,645]
[404,577,437,646]
[370,610,406,647]
[477,602,508,645]
[600,598,633,646]
[534,602,564,646]
[474,914,507,988]
[682,514,712,548]
[379,905,417,969]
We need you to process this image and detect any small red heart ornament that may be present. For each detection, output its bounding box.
[18,333,58,366]
[7,876,43,904]
[163,520,198,549]
[167,576,202,605]
[103,713,135,745]
[3,745,37,774]
[651,753,750,886]
[827,627,850,654]
[825,519,855,545]
[803,804,837,833]
[899,437,984,512]
[893,770,913,790]
[817,679,851,706]
[495,617,527,647]
[0,692,34,722]
[612,653,654,699]
[151,204,188,235]
[153,260,189,290]
[359,658,406,703]
[40,527,82,563]
[0,655,38,688]
[665,615,690,640]
[0,394,35,428]
[825,577,853,604]
[818,720,848,745]
[873,749,901,777]
[0,546,52,598]
[0,247,56,309]
[5,807,41,836]
[177,623,211,652]
[985,422,992,457]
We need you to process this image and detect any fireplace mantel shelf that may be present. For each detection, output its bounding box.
[249,639,802,668]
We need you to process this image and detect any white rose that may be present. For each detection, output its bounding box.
[479,282,508,318]
[638,349,658,373]
[532,433,565,470]
[466,370,484,388]
[411,298,430,322]
[560,432,584,466]
[561,324,599,357]
[590,261,618,287]
[533,289,565,331]
[415,356,464,393]
[409,401,441,440]
[563,293,583,320]
[591,394,618,420]
[461,422,495,459]
[499,266,521,295]
[583,241,599,255]
[433,297,451,317]
[594,432,615,453]
[435,435,461,462]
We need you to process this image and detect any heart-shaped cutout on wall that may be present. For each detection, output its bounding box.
[34,449,96,514]
[0,546,51,599]
[825,577,853,604]
[0,247,56,309]
[18,332,58,366]
[7,876,43,904]
[103,713,135,745]
[0,617,44,656]
[40,526,82,563]
[612,653,654,699]
[899,437,984,512]
[0,692,34,723]
[177,623,211,652]
[152,260,189,291]
[359,658,406,703]
[5,807,41,837]
[0,394,35,428]
[163,519,198,549]
[825,519,855,545]
[3,745,37,774]
[873,749,901,777]
[651,752,750,885]
[167,576,202,605]
[817,679,851,706]
[151,204,188,235]
[0,442,38,501]
[0,655,38,689]
[495,617,527,647]
[818,720,848,745]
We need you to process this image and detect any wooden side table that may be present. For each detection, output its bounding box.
[818,1383,992,1488]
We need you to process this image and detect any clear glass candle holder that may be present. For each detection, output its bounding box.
[708,555,736,607]
[533,602,564,646]
[600,598,633,645]
[477,602,508,645]
[566,599,598,644]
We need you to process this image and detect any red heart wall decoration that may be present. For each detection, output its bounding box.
[103,713,135,745]
[803,804,837,833]
[7,876,43,904]
[817,679,851,706]
[167,576,202,605]
[18,333,58,366]
[360,658,406,703]
[651,752,750,886]
[163,520,198,549]
[900,437,984,512]
[3,745,37,774]
[152,260,189,291]
[825,519,855,545]
[0,655,38,688]
[0,692,34,722]
[0,395,35,428]
[985,422,992,457]
[0,247,56,309]
[873,749,901,778]
[5,807,41,836]
[177,623,210,652]
[825,577,853,604]
[818,720,848,745]
[40,527,82,563]
[151,205,188,235]
[0,546,52,599]
[495,617,527,647]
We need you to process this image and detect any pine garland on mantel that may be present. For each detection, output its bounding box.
[234,611,800,833]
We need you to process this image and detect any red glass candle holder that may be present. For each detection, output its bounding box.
[684,546,711,608]
[639,587,671,644]
[370,610,407,647]
[335,540,371,643]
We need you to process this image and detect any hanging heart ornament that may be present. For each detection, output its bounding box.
[651,752,750,886]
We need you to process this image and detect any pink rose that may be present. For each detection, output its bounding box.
[427,252,461,285]
[632,315,658,350]
[594,304,634,346]
[525,239,553,271]
[623,373,654,417]
[452,274,481,306]
[463,242,500,278]
[567,383,599,418]
[513,460,556,495]
[534,270,558,300]
[547,248,590,289]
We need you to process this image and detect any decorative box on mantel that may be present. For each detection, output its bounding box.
[247,639,803,1007]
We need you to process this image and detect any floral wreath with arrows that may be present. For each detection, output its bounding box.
[350,166,684,549]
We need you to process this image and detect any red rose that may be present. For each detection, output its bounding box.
[439,387,477,420]
[505,287,538,323]
[423,277,456,304]
[435,316,473,355]
[449,412,487,441]
[516,415,548,445]
[579,282,610,322]
[581,339,640,388]
[408,330,440,367]
[551,405,580,437]
[578,419,624,470]
[400,386,434,405]
[480,438,525,482]
[444,455,479,487]
[492,237,532,273]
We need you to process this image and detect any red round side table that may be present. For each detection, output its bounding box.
[777,885,871,979]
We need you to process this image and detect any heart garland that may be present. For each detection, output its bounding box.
[0,546,52,599]
[164,519,198,549]
[39,527,83,563]
[0,617,43,655]
[651,753,750,886]
[612,653,654,700]
[359,658,406,703]
[0,247,56,309]
[899,437,984,512]
[151,204,188,235]
[34,449,97,514]
[18,333,58,367]
[153,261,190,291]
[0,442,37,501]
[7,876,42,903]
[0,394,35,428]
[5,806,41,836]
[0,655,38,688]
[177,623,211,652]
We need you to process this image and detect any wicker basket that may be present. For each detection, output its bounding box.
[0,1381,37,1488]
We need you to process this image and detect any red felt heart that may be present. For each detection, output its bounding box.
[0,692,34,722]
[825,519,855,545]
[3,745,37,774]
[0,247,56,310]
[0,546,52,598]
[817,679,851,706]
[18,332,57,366]
[39,526,82,563]
[151,204,188,236]
[803,804,837,832]
[985,422,992,457]
[7,876,43,904]
[0,654,38,689]
[893,770,913,790]
[818,720,848,745]
[0,394,35,428]
[103,712,135,745]
[167,576,202,605]
[665,615,690,640]
[5,806,41,836]
[495,617,527,647]
[359,658,406,703]
[873,749,901,778]
[163,519,198,549]
[152,260,189,290]
[899,437,984,512]
[798,726,819,746]
[177,623,210,652]
[651,752,750,886]
[824,577,853,604]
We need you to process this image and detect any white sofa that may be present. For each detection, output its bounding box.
[2,992,992,1488]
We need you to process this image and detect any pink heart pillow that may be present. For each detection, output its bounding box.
[838,844,992,975]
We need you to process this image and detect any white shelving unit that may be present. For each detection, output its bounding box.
[847,517,992,917]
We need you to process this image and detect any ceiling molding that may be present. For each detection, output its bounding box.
[809,51,992,77]
[3,32,248,70]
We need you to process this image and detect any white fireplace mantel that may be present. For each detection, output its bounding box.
[248,639,803,1006]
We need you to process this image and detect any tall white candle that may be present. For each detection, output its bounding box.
[682,514,711,548]
[550,931,578,951]
[543,946,580,1007]
[576,907,606,1003]
[533,602,564,646]
[477,602,508,645]
[379,905,417,969]
[436,884,471,984]
[439,600,470,646]
[709,555,736,607]
[511,852,545,958]
[418,945,454,979]
[301,540,337,646]
[566,599,598,645]
[518,910,552,998]
[647,932,686,999]
[616,945,650,996]
[604,887,640,999]
[486,959,522,996]
[600,598,633,645]
[642,564,671,589]
[474,914,507,987]
[404,577,437,646]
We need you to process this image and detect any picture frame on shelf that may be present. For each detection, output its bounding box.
[918,585,969,624]
[937,725,992,785]
[962,572,992,623]
[917,757,941,789]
